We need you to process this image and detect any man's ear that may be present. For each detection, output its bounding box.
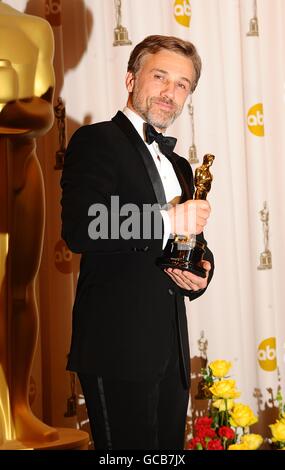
[125,71,135,93]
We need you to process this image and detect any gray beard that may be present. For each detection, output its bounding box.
[131,94,181,131]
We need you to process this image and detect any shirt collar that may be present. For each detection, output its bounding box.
[123,107,146,141]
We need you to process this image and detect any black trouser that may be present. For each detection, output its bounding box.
[78,333,189,450]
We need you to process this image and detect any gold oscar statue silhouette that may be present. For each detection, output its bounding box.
[0,2,58,448]
[158,154,215,278]
[257,201,272,270]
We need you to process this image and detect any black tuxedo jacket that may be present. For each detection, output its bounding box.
[61,111,214,386]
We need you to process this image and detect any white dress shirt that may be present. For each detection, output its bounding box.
[123,107,181,248]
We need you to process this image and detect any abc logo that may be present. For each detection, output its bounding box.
[174,0,191,28]
[257,337,277,371]
[247,103,264,136]
[54,239,73,274]
[45,0,61,26]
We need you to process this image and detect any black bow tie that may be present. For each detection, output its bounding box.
[144,123,177,157]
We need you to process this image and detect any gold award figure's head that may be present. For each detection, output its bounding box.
[203,154,215,167]
[0,3,55,134]
[194,154,215,200]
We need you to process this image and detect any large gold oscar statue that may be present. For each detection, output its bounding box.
[0,2,89,450]
[0,1,57,448]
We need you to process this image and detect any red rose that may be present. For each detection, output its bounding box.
[196,426,217,440]
[194,417,213,429]
[187,437,204,450]
[218,426,235,440]
[207,439,224,450]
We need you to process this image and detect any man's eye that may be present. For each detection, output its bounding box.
[177,82,186,90]
[154,74,164,80]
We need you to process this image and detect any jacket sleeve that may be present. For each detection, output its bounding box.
[183,240,214,301]
[60,125,164,254]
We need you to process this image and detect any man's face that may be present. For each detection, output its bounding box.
[126,49,195,131]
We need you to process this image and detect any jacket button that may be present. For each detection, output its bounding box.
[168,288,174,296]
[143,246,149,252]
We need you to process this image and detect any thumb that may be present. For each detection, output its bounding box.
[201,260,211,273]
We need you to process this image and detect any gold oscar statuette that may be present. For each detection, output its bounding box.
[188,96,199,164]
[113,0,132,46]
[54,96,66,170]
[247,0,259,36]
[258,201,272,270]
[0,1,89,450]
[157,154,215,278]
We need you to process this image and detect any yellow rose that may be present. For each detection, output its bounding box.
[228,442,250,450]
[212,398,234,411]
[229,403,258,428]
[241,433,263,450]
[280,413,285,425]
[209,360,232,378]
[209,379,240,399]
[270,421,285,442]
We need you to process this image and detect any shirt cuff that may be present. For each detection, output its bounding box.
[160,209,171,249]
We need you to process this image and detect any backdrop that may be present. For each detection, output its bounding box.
[5,0,285,442]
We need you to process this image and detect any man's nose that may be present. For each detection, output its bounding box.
[161,80,175,99]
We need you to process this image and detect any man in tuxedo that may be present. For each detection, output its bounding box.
[61,35,214,450]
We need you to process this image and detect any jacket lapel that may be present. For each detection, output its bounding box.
[112,111,167,206]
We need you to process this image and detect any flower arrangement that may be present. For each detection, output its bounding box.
[187,360,263,450]
[269,390,285,450]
